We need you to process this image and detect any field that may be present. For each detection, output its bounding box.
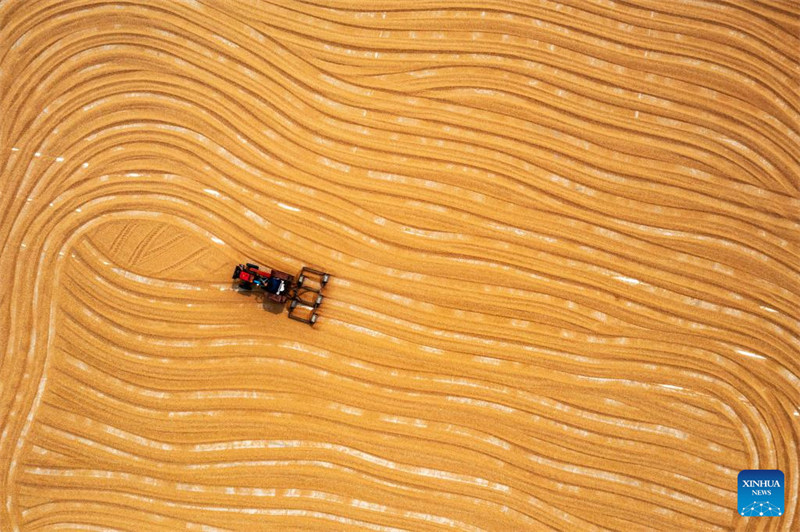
[1,1,799,530]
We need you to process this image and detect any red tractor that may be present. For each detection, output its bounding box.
[232,263,330,325]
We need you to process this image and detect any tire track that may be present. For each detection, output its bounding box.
[1,1,798,531]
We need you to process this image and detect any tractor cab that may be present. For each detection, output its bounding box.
[265,276,287,297]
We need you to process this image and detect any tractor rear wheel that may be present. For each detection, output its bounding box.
[239,282,252,291]
[246,263,259,270]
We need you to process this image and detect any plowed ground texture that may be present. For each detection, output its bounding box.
[1,1,799,531]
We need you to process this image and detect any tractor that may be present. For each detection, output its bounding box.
[232,263,330,325]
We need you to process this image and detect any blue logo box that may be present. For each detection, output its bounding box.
[738,470,784,517]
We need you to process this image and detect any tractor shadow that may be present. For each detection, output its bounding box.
[230,282,286,315]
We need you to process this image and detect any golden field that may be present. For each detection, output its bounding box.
[1,1,799,530]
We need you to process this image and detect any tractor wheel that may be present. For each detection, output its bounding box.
[297,275,305,287]
[322,274,330,285]
[239,282,252,291]
[315,295,323,306]
[246,263,259,270]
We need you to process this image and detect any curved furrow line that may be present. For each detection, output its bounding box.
[21,501,225,532]
[67,191,780,340]
[4,21,792,250]
[305,0,800,65]
[117,34,788,224]
[227,40,792,197]
[250,10,800,143]
[25,416,549,530]
[53,278,780,502]
[17,432,720,526]
[298,57,799,202]
[12,5,780,210]
[17,485,429,532]
[405,75,798,191]
[56,304,749,455]
[1,1,798,531]
[253,2,800,126]
[4,178,792,466]
[22,407,708,532]
[274,0,800,67]
[256,0,799,94]
[0,202,279,526]
[324,296,794,416]
[51,303,743,465]
[42,164,780,350]
[69,220,800,428]
[46,348,748,497]
[80,241,800,408]
[50,308,764,466]
[6,37,748,235]
[274,44,793,195]
[18,464,487,532]
[53,272,760,492]
[55,328,739,460]
[65,203,796,386]
[134,107,796,300]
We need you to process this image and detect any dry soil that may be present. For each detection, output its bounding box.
[1,1,799,531]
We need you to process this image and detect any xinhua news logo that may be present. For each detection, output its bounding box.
[738,470,784,517]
